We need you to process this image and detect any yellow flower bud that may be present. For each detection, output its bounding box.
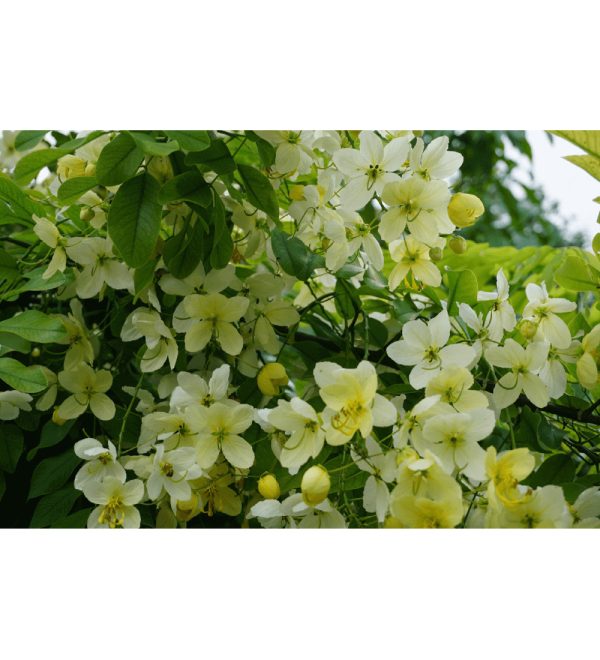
[52,408,67,426]
[301,465,330,506]
[289,185,305,202]
[258,473,281,499]
[384,516,404,528]
[80,207,95,222]
[84,162,96,177]
[257,362,289,396]
[518,319,538,340]
[57,155,87,180]
[30,347,41,358]
[175,493,201,522]
[429,246,443,262]
[448,193,485,228]
[448,236,467,254]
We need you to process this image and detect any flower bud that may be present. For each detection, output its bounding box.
[301,465,330,506]
[448,236,467,254]
[257,362,289,396]
[52,408,67,426]
[57,155,87,180]
[384,516,403,528]
[429,246,443,262]
[448,193,485,228]
[30,347,41,358]
[175,494,201,522]
[518,319,538,340]
[258,473,281,499]
[289,185,305,202]
[80,207,95,222]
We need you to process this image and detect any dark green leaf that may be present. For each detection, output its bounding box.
[164,130,210,152]
[57,176,97,204]
[134,258,158,296]
[159,170,211,206]
[237,164,279,221]
[271,228,324,281]
[525,454,577,488]
[334,280,358,318]
[14,130,48,152]
[50,507,91,528]
[163,217,206,278]
[209,194,233,269]
[30,487,80,528]
[96,133,145,186]
[28,450,80,500]
[28,419,76,461]
[0,357,48,393]
[185,139,235,174]
[0,173,47,221]
[129,132,180,157]
[0,425,24,473]
[108,172,162,268]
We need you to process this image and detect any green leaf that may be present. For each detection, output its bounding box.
[108,172,162,268]
[445,269,478,313]
[0,357,48,393]
[28,450,80,500]
[28,419,75,461]
[134,258,158,296]
[564,154,600,182]
[163,217,206,279]
[209,194,233,269]
[514,407,543,452]
[14,130,48,152]
[164,130,210,152]
[551,130,600,159]
[185,139,235,174]
[0,248,20,284]
[129,132,180,156]
[0,471,5,502]
[0,331,30,355]
[57,176,97,204]
[0,310,67,343]
[334,280,359,318]
[158,170,211,206]
[525,454,577,488]
[30,487,80,528]
[95,133,144,186]
[50,507,91,528]
[554,255,599,292]
[0,173,47,222]
[237,164,279,221]
[14,147,71,184]
[271,229,324,281]
[0,425,24,473]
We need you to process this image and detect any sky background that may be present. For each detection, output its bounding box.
[526,130,598,246]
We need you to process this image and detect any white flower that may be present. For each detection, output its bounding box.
[84,476,144,529]
[393,395,454,449]
[387,235,442,289]
[56,364,115,420]
[169,364,231,412]
[458,303,503,361]
[486,339,549,409]
[387,310,476,389]
[0,390,32,420]
[477,268,516,331]
[159,262,240,297]
[121,307,178,372]
[173,292,249,355]
[419,409,496,480]
[266,398,325,470]
[73,438,126,490]
[333,131,410,210]
[193,401,255,470]
[571,487,600,528]
[409,136,463,180]
[350,436,397,523]
[33,215,67,280]
[254,130,315,175]
[424,366,490,412]
[65,237,132,298]
[248,493,346,529]
[496,485,571,528]
[338,208,384,270]
[380,176,453,244]
[522,281,576,349]
[539,341,579,399]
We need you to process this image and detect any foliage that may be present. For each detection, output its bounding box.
[0,128,599,529]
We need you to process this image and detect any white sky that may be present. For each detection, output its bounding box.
[526,130,598,246]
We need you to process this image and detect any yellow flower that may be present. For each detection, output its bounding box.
[577,325,600,389]
[387,235,442,289]
[258,473,281,499]
[485,446,534,506]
